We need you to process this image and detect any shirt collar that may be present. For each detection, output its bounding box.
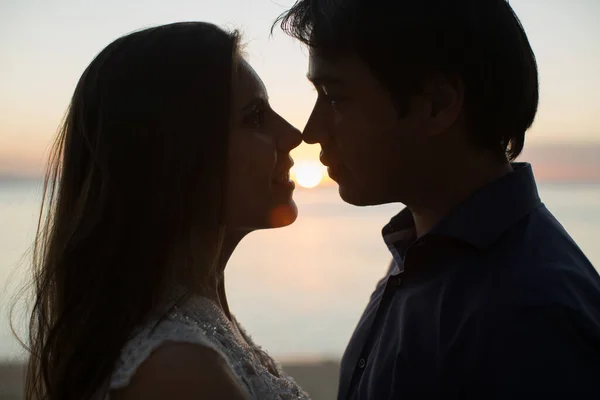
[382,162,542,251]
[382,208,415,270]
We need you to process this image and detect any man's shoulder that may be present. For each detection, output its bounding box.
[486,262,600,312]
[523,203,590,254]
[469,205,600,310]
[491,204,595,275]
[479,239,599,315]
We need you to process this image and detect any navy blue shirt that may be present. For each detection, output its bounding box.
[338,163,600,399]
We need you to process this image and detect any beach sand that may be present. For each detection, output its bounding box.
[0,360,340,400]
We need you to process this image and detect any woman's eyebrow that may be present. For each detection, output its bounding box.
[242,97,266,111]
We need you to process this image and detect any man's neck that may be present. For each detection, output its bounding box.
[409,158,513,238]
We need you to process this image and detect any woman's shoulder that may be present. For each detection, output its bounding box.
[108,312,229,391]
[110,340,248,400]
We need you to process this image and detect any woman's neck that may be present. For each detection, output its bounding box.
[208,228,249,321]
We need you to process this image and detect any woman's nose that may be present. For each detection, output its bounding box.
[277,115,302,151]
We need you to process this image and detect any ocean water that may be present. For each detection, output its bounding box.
[1,181,599,362]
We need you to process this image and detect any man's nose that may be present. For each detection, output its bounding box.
[302,107,327,144]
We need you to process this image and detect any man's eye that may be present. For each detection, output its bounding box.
[327,96,341,106]
[321,87,347,106]
[322,93,345,107]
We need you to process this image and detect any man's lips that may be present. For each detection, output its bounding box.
[319,150,346,182]
[326,165,338,176]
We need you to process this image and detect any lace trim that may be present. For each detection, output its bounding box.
[103,292,309,400]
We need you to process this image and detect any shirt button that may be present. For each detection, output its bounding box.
[358,358,366,369]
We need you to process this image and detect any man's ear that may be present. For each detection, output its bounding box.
[424,74,465,136]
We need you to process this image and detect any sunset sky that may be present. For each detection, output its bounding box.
[1,0,599,178]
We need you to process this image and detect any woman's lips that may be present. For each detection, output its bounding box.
[272,158,294,187]
[272,170,290,185]
[271,168,295,190]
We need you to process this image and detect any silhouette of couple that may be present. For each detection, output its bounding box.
[21,1,600,399]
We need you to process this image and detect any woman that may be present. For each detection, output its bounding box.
[24,22,307,400]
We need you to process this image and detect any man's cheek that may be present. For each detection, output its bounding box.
[333,110,344,126]
[332,111,360,137]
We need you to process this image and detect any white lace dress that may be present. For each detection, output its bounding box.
[103,292,310,399]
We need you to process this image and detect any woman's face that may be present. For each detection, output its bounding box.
[225,59,302,230]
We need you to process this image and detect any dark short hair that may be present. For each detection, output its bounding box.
[275,0,539,160]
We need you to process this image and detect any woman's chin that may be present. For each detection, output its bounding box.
[267,201,298,228]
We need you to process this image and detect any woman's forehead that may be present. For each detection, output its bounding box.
[235,59,268,104]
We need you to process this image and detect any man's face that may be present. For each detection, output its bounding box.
[304,51,430,206]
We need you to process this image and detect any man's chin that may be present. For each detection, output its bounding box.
[338,185,370,206]
[338,184,392,207]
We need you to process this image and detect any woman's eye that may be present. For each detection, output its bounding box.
[252,108,264,127]
[245,106,265,128]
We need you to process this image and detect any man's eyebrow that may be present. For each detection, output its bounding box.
[306,73,344,86]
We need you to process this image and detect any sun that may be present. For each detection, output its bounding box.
[291,160,325,189]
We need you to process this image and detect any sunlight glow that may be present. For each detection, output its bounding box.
[291,160,325,189]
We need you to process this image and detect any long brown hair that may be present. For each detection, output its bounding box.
[21,22,239,400]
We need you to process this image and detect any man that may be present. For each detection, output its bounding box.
[276,0,600,398]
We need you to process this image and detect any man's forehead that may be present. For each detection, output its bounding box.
[308,50,361,83]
